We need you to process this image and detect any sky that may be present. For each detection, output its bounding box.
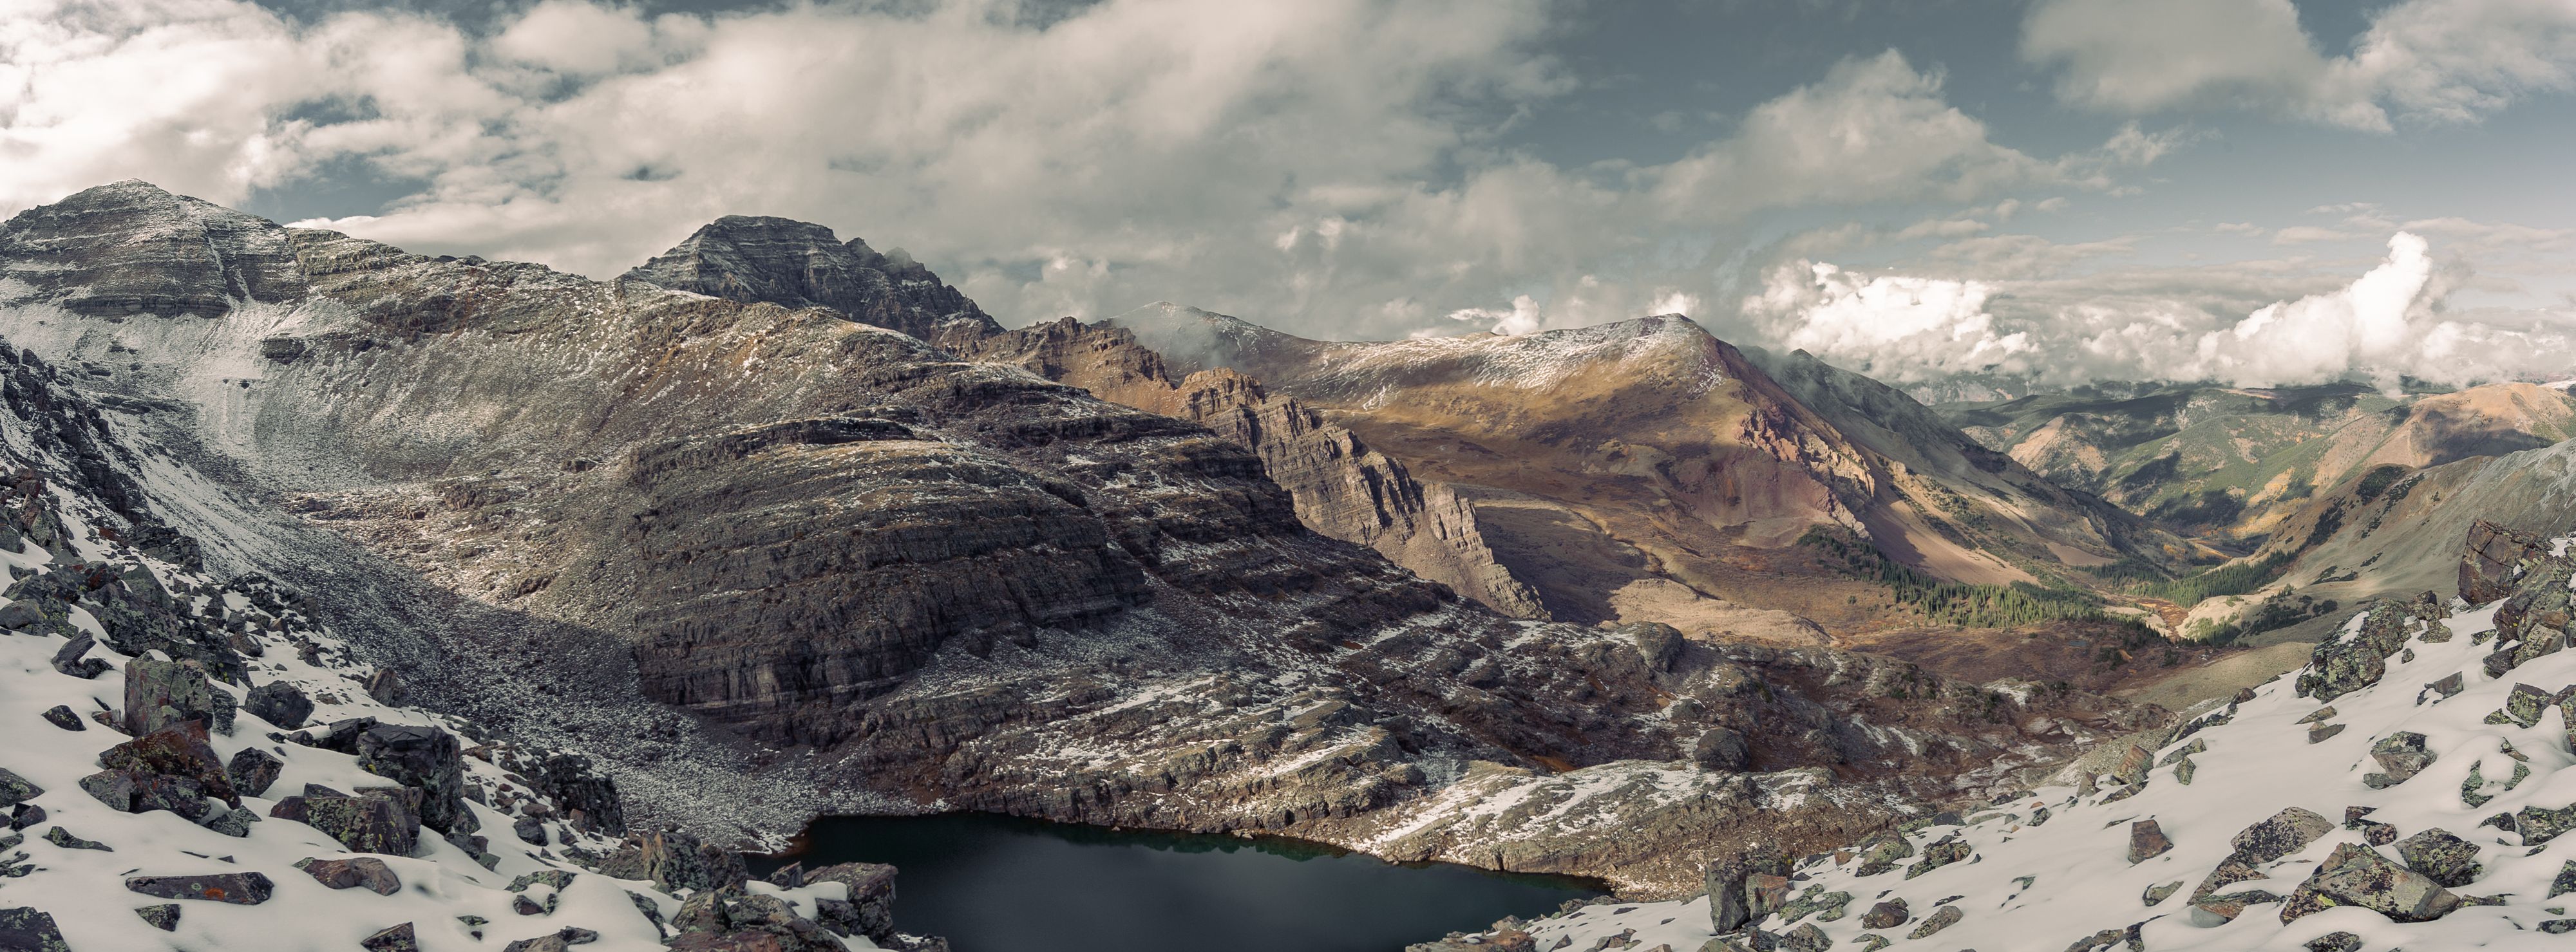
[5,0,2575,389]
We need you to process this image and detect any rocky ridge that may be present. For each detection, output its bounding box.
[1420,521,2576,951]
[0,181,2178,895]
[0,400,945,951]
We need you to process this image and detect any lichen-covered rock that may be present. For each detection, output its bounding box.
[2231,807,2334,863]
[361,922,421,952]
[1905,838,1968,879]
[498,926,600,952]
[2364,733,2435,787]
[227,747,283,798]
[1850,832,1913,877]
[1858,899,1908,929]
[1907,905,1962,939]
[122,657,234,736]
[0,906,69,952]
[2394,829,2481,888]
[269,787,421,855]
[35,706,80,732]
[99,723,241,808]
[804,862,899,942]
[2127,819,2172,864]
[242,681,312,730]
[299,856,402,895]
[2298,602,2414,702]
[2280,843,2460,923]
[356,723,467,833]
[595,828,748,894]
[0,770,39,810]
[124,872,274,904]
[133,904,180,931]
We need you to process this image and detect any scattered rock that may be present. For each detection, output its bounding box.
[1905,839,1969,879]
[1906,905,1962,939]
[2141,881,2181,906]
[99,723,241,808]
[0,770,39,810]
[365,667,406,705]
[500,926,600,952]
[242,681,312,730]
[2233,808,2334,863]
[2127,820,2171,864]
[515,815,547,846]
[2394,828,2482,888]
[299,856,402,895]
[41,826,108,851]
[596,828,749,895]
[36,706,80,732]
[48,635,108,679]
[0,907,68,952]
[133,904,180,931]
[2307,723,2346,744]
[355,723,468,833]
[805,861,900,942]
[122,657,234,736]
[2363,732,2436,787]
[269,787,421,855]
[2280,843,2460,923]
[125,872,275,904]
[1859,899,1908,929]
[227,747,283,798]
[2302,931,2362,952]
[361,922,421,952]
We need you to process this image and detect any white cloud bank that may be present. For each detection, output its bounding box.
[2023,0,2576,129]
[0,0,2170,345]
[1742,231,2576,389]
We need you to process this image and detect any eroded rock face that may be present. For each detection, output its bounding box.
[2461,519,2548,604]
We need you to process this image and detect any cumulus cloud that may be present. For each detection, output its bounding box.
[2023,0,2576,130]
[1736,231,2576,388]
[0,1,2185,344]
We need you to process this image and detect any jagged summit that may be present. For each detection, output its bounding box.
[621,214,1001,341]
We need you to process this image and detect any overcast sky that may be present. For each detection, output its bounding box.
[6,0,2574,387]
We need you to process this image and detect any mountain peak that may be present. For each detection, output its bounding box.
[623,214,1000,341]
[1,179,304,317]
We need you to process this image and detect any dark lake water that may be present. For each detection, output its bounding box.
[751,814,1604,952]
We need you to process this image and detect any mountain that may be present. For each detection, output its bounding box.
[0,181,2175,900]
[1091,304,2194,642]
[1421,524,2576,952]
[1940,380,2576,540]
[622,215,1003,342]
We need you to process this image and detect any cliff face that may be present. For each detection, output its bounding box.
[0,181,2168,895]
[949,317,1548,619]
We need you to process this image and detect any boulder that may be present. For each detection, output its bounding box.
[0,770,39,811]
[361,923,421,952]
[1859,899,1908,929]
[597,828,748,894]
[2280,843,2460,923]
[242,682,312,730]
[290,716,379,754]
[500,927,600,952]
[299,856,402,895]
[514,815,547,845]
[270,787,421,855]
[805,862,900,942]
[2231,808,2333,863]
[0,906,68,952]
[227,747,283,797]
[2128,819,2172,864]
[2304,931,2362,952]
[48,635,106,679]
[2297,602,2412,702]
[1692,727,1752,772]
[2394,829,2481,888]
[1907,905,1962,939]
[1622,622,1685,673]
[122,657,234,736]
[530,752,625,834]
[79,769,211,820]
[366,667,406,704]
[356,723,467,833]
[134,904,180,931]
[125,872,274,904]
[2364,733,2435,787]
[99,723,241,807]
[2461,520,2546,604]
[35,707,80,732]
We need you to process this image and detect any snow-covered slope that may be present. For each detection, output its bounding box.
[1422,529,2576,951]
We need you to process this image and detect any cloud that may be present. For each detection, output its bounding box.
[1736,231,2576,388]
[2022,0,2576,130]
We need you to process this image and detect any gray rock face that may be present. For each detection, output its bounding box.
[804,863,899,942]
[621,216,1001,342]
